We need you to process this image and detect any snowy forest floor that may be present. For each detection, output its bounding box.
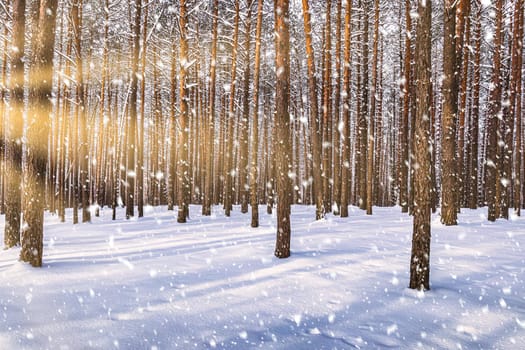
[1,205,524,349]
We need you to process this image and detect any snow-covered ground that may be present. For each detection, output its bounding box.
[1,205,524,349]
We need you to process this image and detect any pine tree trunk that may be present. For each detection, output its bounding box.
[358,0,369,211]
[224,0,240,217]
[177,0,190,223]
[409,0,432,291]
[456,0,470,209]
[366,0,379,215]
[440,0,459,225]
[250,0,264,228]
[0,0,8,216]
[274,0,292,259]
[21,0,58,267]
[399,0,412,213]
[301,0,324,220]
[4,0,25,248]
[322,0,333,214]
[486,0,503,222]
[126,0,141,219]
[510,0,523,215]
[468,2,482,210]
[168,36,177,211]
[137,1,148,218]
[95,0,110,216]
[340,0,352,218]
[239,2,253,214]
[203,0,219,216]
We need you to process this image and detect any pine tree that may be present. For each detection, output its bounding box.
[440,0,459,225]
[409,0,432,291]
[21,0,59,267]
[301,0,324,220]
[250,0,264,228]
[4,0,25,248]
[274,0,292,259]
[177,0,190,223]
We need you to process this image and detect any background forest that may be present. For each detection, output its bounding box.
[0,0,523,270]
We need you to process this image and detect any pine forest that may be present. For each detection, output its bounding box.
[0,0,524,348]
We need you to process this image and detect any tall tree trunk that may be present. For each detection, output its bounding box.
[224,0,240,217]
[301,0,324,220]
[4,0,25,248]
[72,0,91,223]
[332,0,343,215]
[0,0,9,215]
[239,1,253,214]
[366,0,379,215]
[358,0,369,211]
[126,0,141,219]
[511,0,523,215]
[177,0,190,223]
[409,0,432,291]
[168,29,177,211]
[440,0,459,225]
[250,0,264,228]
[485,0,503,222]
[456,0,470,209]
[468,2,482,210]
[203,0,219,216]
[399,0,412,213]
[274,0,292,259]
[95,0,110,217]
[21,0,58,267]
[322,0,333,214]
[137,1,148,218]
[340,0,352,218]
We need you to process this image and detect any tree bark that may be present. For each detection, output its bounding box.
[322,0,333,214]
[332,0,343,216]
[301,0,324,220]
[366,0,379,215]
[137,1,149,218]
[21,0,58,267]
[274,0,292,259]
[250,0,264,228]
[468,2,482,210]
[4,0,25,248]
[440,0,459,225]
[177,0,190,223]
[126,0,141,219]
[224,0,240,217]
[239,2,253,214]
[485,0,503,222]
[510,0,523,215]
[399,0,412,213]
[340,0,352,218]
[409,0,432,291]
[203,0,219,216]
